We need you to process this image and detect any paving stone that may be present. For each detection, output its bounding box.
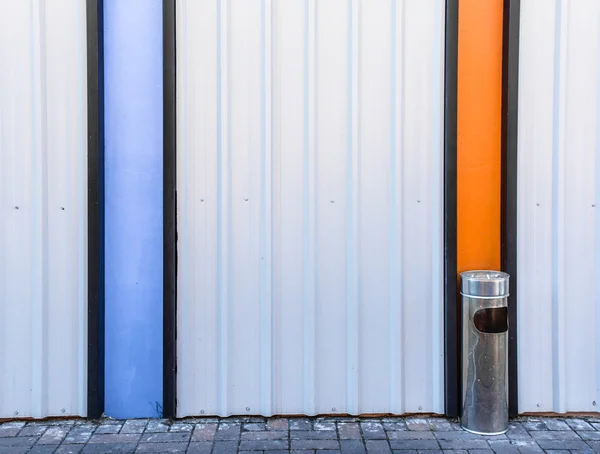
[244,422,267,432]
[81,443,136,454]
[586,440,600,451]
[388,439,440,450]
[427,418,455,431]
[39,427,69,444]
[387,431,435,440]
[486,439,520,454]
[215,422,241,440]
[365,439,391,453]
[211,440,238,454]
[290,419,312,431]
[140,432,191,443]
[383,422,407,431]
[28,447,59,454]
[340,439,366,454]
[437,439,488,450]
[291,430,338,440]
[543,450,570,454]
[578,430,600,440]
[508,439,543,453]
[591,422,600,431]
[241,430,288,440]
[120,420,148,434]
[267,418,288,431]
[144,420,170,433]
[0,427,21,437]
[529,430,580,441]
[63,425,95,444]
[566,418,594,431]
[135,442,188,452]
[191,423,218,442]
[467,450,494,454]
[0,422,26,430]
[391,451,417,454]
[361,422,386,440]
[433,430,484,440]
[339,423,362,439]
[55,445,84,454]
[96,425,122,434]
[405,419,430,431]
[522,420,547,431]
[543,419,570,431]
[442,451,467,454]
[0,436,38,448]
[314,421,336,431]
[0,448,29,454]
[185,442,213,454]
[291,439,340,450]
[536,439,591,450]
[240,439,289,450]
[88,434,142,444]
[19,425,48,436]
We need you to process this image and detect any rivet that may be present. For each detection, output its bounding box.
[593,204,596,208]
[61,207,65,211]
[200,198,204,202]
[332,407,336,412]
[417,200,421,203]
[14,411,18,416]
[201,409,205,414]
[61,408,66,414]
[537,403,541,407]
[536,203,540,206]
[14,206,19,210]
[418,406,422,411]
[246,407,250,411]
[330,200,335,203]
[245,198,249,201]
[594,401,597,406]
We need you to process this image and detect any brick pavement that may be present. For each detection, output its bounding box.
[1,416,599,453]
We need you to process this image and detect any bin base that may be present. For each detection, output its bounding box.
[461,425,508,436]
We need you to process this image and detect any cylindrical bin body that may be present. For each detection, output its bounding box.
[461,271,510,435]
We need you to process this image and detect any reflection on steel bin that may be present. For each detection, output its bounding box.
[461,271,510,435]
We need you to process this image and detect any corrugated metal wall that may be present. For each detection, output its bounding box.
[0,1,88,418]
[176,0,445,417]
[518,0,600,413]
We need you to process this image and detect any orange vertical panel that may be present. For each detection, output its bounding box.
[457,0,504,273]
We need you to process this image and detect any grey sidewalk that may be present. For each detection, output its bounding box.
[1,416,600,453]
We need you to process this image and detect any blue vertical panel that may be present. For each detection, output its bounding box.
[104,0,163,418]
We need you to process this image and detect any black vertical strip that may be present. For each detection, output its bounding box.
[501,0,520,418]
[163,0,178,419]
[87,0,105,419]
[444,0,460,418]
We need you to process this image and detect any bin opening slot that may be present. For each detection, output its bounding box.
[473,307,508,333]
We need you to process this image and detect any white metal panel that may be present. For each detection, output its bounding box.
[177,0,445,417]
[0,1,88,418]
[518,0,600,413]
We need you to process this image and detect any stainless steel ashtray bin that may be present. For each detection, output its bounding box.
[460,270,510,435]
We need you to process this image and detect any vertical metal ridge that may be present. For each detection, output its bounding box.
[551,0,568,414]
[501,0,521,417]
[260,0,274,416]
[87,0,105,419]
[346,0,360,415]
[443,0,459,417]
[30,0,49,417]
[595,11,600,410]
[217,0,230,416]
[303,0,317,415]
[390,0,407,414]
[594,12,600,409]
[430,0,444,411]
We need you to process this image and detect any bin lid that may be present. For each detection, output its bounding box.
[460,270,509,298]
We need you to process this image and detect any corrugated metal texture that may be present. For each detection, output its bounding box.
[0,1,88,418]
[517,0,600,413]
[176,0,445,417]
